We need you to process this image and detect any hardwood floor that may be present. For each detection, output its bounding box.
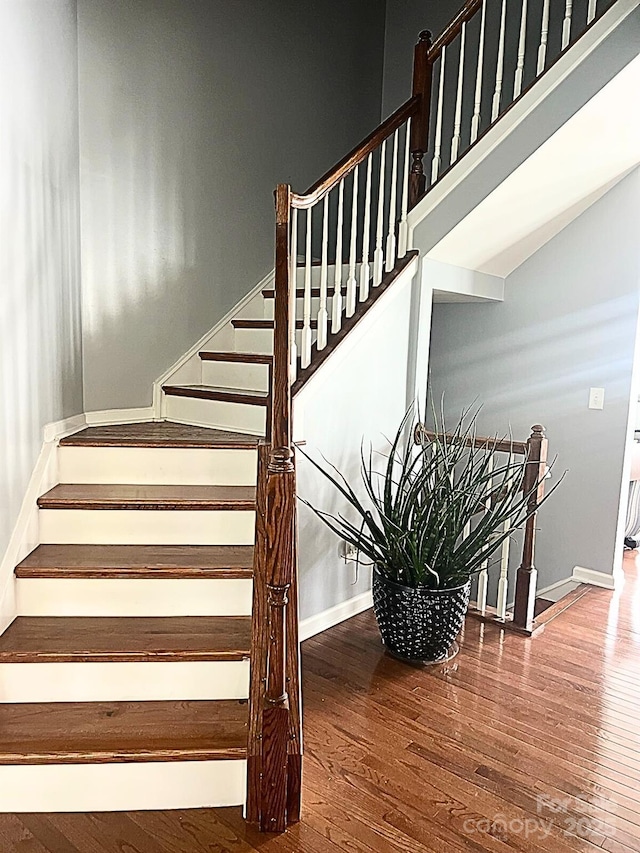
[2,554,640,851]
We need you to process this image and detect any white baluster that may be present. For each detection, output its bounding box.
[360,153,373,302]
[562,0,573,48]
[317,195,329,351]
[470,0,487,144]
[398,119,411,259]
[492,0,507,122]
[346,166,359,316]
[331,180,344,333]
[451,22,467,164]
[538,0,550,75]
[431,46,446,184]
[373,140,387,287]
[476,455,493,613]
[301,206,313,368]
[514,0,528,99]
[496,523,511,620]
[587,0,597,24]
[289,208,298,382]
[385,130,399,273]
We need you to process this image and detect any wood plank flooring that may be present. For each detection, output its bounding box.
[37,484,256,511]
[2,554,639,850]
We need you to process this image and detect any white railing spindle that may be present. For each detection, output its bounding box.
[398,120,411,259]
[470,0,487,144]
[451,22,467,164]
[373,139,387,287]
[317,195,329,351]
[587,0,597,24]
[331,180,344,333]
[360,153,373,302]
[476,455,493,613]
[496,524,511,620]
[492,0,507,122]
[346,166,359,316]
[289,209,298,382]
[431,46,446,184]
[385,130,399,273]
[301,207,313,368]
[538,0,550,75]
[562,0,573,48]
[514,0,528,99]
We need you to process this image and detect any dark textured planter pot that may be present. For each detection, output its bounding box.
[372,569,471,663]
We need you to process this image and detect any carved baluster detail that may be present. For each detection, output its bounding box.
[492,0,507,122]
[538,0,551,75]
[288,208,298,383]
[360,153,373,302]
[513,425,548,632]
[431,45,446,184]
[476,454,493,613]
[373,139,386,287]
[587,0,597,24]
[301,206,313,368]
[398,119,411,258]
[514,0,528,99]
[346,165,359,315]
[562,0,573,49]
[470,0,487,144]
[331,179,345,333]
[450,22,467,164]
[385,130,399,272]
[409,30,433,207]
[317,194,329,351]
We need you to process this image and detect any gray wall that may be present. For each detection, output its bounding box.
[0,1,83,558]
[78,0,387,410]
[427,170,640,590]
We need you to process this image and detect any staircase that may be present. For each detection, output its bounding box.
[0,0,633,830]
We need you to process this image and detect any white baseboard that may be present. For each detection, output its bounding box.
[85,407,155,426]
[300,591,373,642]
[42,413,87,443]
[572,566,616,590]
[536,576,578,598]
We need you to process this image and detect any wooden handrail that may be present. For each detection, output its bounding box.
[291,96,420,209]
[428,0,483,60]
[415,424,528,457]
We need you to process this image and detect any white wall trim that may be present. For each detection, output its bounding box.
[152,268,276,417]
[299,591,373,642]
[85,407,155,426]
[42,413,86,443]
[572,566,616,590]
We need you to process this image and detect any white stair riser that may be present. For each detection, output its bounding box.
[58,447,257,486]
[233,327,315,355]
[16,578,253,617]
[201,361,270,393]
[164,395,266,435]
[0,760,246,812]
[0,660,249,703]
[39,509,255,546]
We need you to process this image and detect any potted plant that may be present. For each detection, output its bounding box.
[299,407,558,664]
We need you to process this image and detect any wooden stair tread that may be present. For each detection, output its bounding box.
[37,484,256,511]
[0,616,251,663]
[162,385,269,406]
[198,351,272,364]
[15,544,254,579]
[231,319,317,330]
[0,700,248,764]
[60,421,259,448]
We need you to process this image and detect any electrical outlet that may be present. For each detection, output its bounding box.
[589,387,605,410]
[341,541,359,561]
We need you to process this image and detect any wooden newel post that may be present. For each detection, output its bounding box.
[513,425,548,632]
[257,183,299,832]
[409,30,433,209]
